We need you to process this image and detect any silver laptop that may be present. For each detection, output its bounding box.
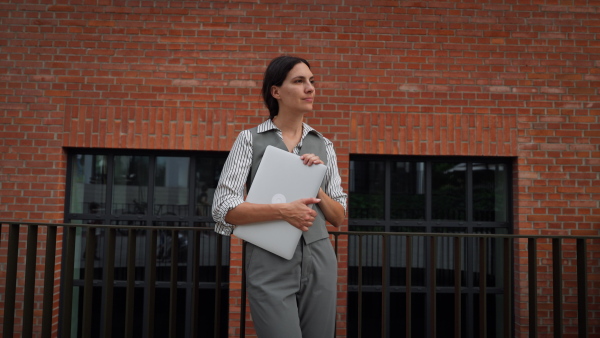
[233,145,327,260]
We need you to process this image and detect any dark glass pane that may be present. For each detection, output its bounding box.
[348,226,384,286]
[472,228,507,288]
[390,227,426,287]
[347,291,382,338]
[391,161,425,220]
[435,293,463,336]
[155,219,188,282]
[153,288,188,336]
[109,220,146,281]
[349,160,385,220]
[432,228,467,287]
[154,157,190,217]
[474,293,504,338]
[70,220,104,281]
[432,162,466,221]
[109,287,145,337]
[72,285,103,338]
[388,292,426,338]
[194,222,230,283]
[473,163,508,222]
[112,156,149,215]
[195,156,226,218]
[70,154,107,214]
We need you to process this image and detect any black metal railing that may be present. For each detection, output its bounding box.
[1,222,597,338]
[238,231,593,338]
[0,221,228,338]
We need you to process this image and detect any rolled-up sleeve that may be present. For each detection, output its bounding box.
[323,138,348,213]
[212,130,252,236]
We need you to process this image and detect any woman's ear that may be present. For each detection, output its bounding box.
[271,85,280,99]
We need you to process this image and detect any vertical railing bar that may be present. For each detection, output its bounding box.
[124,228,137,338]
[22,224,39,337]
[552,238,563,338]
[103,227,116,338]
[190,230,200,338]
[144,228,157,338]
[61,226,77,337]
[358,234,363,338]
[454,236,461,338]
[170,229,179,338]
[528,238,537,338]
[479,237,487,338]
[406,235,412,338]
[332,233,339,338]
[576,238,588,338]
[241,240,247,338]
[2,223,20,338]
[429,235,437,338]
[503,237,513,338]
[334,232,339,258]
[42,225,57,338]
[82,226,97,337]
[213,232,223,338]
[381,234,388,338]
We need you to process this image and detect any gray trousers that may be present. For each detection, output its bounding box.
[245,237,337,338]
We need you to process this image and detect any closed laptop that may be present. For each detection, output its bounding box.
[232,145,327,260]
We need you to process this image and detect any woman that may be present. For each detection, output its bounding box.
[212,55,347,338]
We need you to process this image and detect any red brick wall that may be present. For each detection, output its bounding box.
[1,0,599,336]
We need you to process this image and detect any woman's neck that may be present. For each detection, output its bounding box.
[272,113,303,136]
[272,113,304,152]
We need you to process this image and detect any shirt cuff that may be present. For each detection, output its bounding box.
[212,199,244,236]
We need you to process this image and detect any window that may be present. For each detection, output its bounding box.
[348,156,512,338]
[64,149,229,337]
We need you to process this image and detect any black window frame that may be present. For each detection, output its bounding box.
[62,147,230,338]
[347,155,514,338]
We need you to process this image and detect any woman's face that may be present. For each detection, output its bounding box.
[271,62,315,115]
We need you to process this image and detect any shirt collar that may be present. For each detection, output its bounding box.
[256,119,322,139]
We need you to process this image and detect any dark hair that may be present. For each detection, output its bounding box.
[261,55,311,119]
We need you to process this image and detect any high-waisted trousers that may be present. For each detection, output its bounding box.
[245,237,337,338]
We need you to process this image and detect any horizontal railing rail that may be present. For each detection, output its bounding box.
[1,222,598,338]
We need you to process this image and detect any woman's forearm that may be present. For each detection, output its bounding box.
[225,197,322,232]
[316,188,345,227]
[225,202,282,225]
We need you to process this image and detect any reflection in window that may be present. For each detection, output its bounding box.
[432,162,466,221]
[349,160,385,220]
[154,157,190,217]
[472,228,507,288]
[473,163,508,222]
[391,161,425,220]
[390,227,428,287]
[432,227,467,287]
[112,156,149,215]
[195,157,226,218]
[70,155,107,214]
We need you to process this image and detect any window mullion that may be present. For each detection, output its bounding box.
[105,155,115,221]
[385,160,391,227]
[146,155,156,225]
[466,162,473,225]
[425,161,432,226]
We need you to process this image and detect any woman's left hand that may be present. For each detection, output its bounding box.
[299,153,323,166]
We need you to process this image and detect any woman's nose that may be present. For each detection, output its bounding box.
[305,82,314,93]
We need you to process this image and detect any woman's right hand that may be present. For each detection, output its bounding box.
[280,197,321,231]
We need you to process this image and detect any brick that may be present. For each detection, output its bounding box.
[1,3,600,337]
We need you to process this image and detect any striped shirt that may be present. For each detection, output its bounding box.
[212,119,348,236]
